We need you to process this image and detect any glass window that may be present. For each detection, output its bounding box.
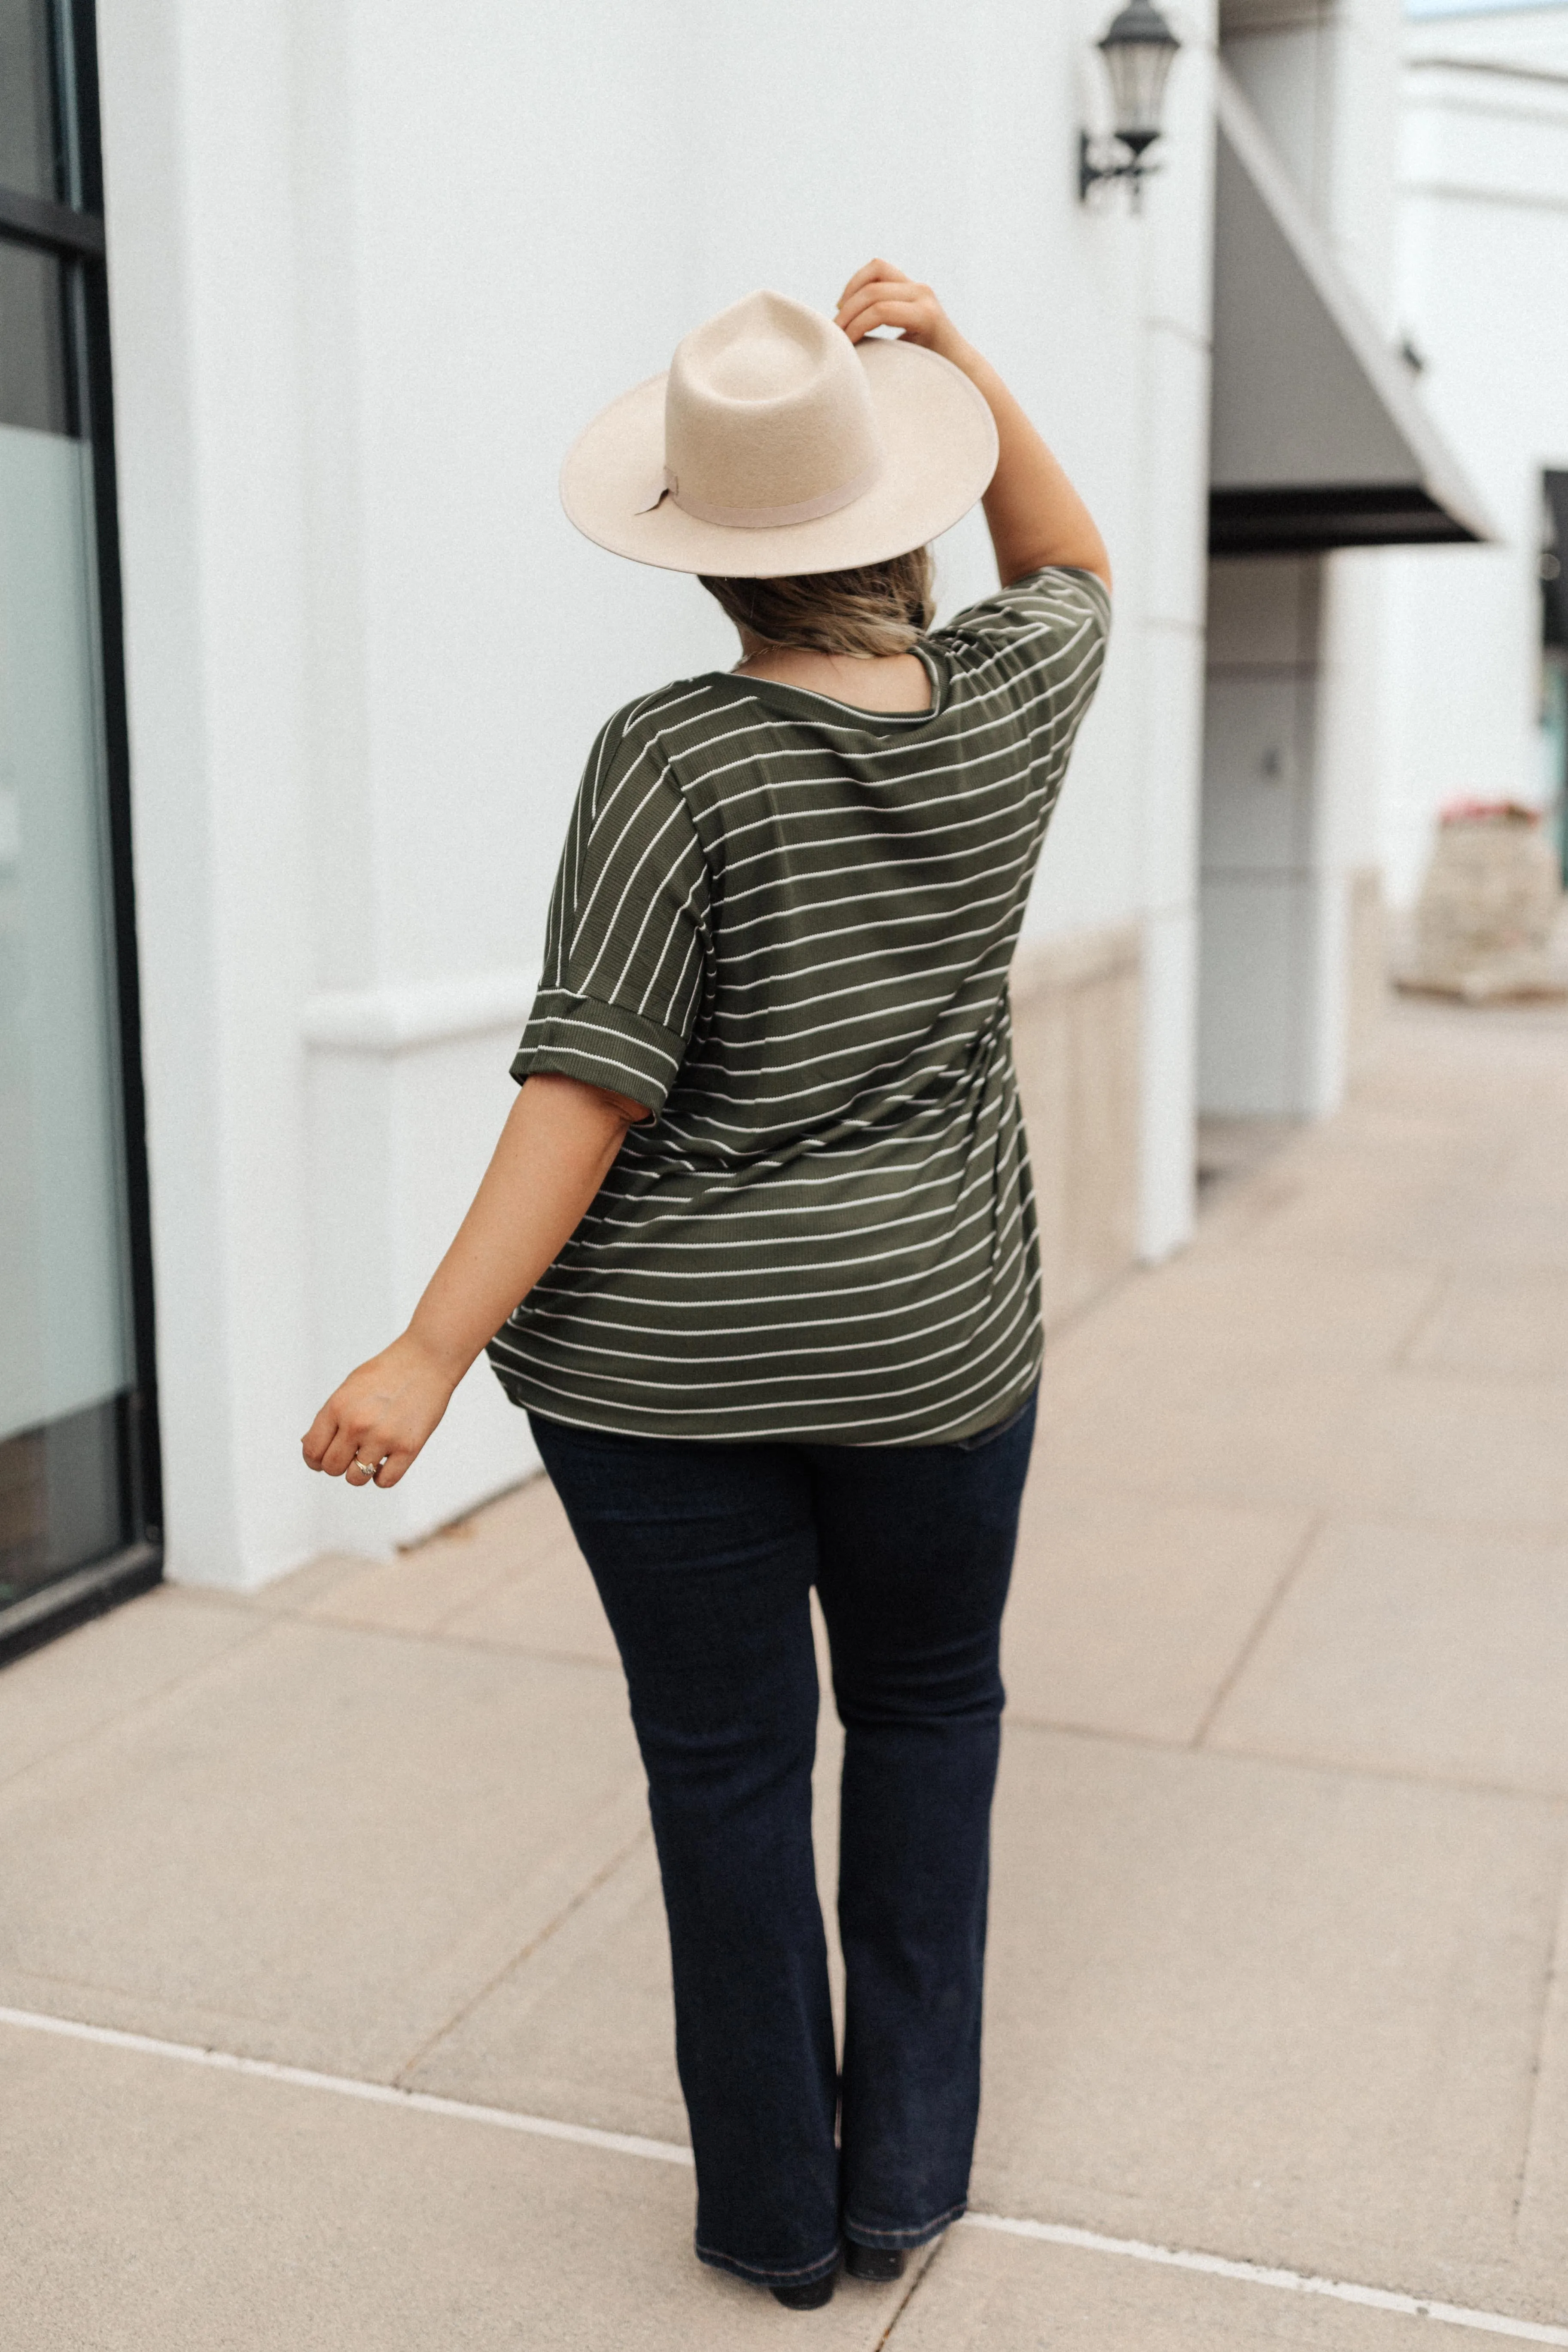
[0,6,150,1641]
[0,0,62,201]
[0,242,71,434]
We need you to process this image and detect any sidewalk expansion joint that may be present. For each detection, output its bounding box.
[391,1810,653,2088]
[1002,1708,1568,1809]
[1190,1511,1324,1750]
[963,2214,1568,2343]
[5,2003,1564,2344]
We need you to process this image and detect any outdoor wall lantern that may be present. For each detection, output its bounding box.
[1079,0,1183,210]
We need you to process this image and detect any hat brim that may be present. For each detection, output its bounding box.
[559,338,999,578]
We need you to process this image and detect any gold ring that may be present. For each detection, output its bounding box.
[352,1459,379,1479]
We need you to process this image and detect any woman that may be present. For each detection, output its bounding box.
[304,259,1109,2309]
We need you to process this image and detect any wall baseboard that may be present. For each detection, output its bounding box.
[1011,925,1144,1330]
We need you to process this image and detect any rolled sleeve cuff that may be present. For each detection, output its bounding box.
[511,989,686,1116]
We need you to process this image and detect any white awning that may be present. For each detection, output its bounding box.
[1209,64,1494,554]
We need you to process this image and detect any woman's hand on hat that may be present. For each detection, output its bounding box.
[836,258,1111,592]
[834,261,970,369]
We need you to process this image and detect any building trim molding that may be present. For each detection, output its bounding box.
[301,969,539,1054]
[302,938,1146,1057]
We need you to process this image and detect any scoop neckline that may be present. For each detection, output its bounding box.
[706,643,946,726]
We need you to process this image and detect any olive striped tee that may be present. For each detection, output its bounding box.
[487,566,1110,1444]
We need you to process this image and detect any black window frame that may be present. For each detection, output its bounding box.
[0,0,162,1666]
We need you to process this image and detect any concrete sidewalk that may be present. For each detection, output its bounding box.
[4,995,1568,2349]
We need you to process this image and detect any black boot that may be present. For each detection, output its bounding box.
[845,2243,907,2282]
[770,2268,837,2309]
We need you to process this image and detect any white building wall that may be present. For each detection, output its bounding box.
[1403,2,1568,71]
[97,2,320,1585]
[1203,0,1405,1118]
[1383,24,1568,904]
[1130,12,1218,1258]
[98,0,1217,1587]
[1222,0,1404,304]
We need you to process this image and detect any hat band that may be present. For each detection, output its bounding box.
[660,458,882,531]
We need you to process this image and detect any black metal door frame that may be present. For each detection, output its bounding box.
[0,0,161,1665]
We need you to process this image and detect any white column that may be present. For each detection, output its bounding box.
[1135,3,1217,1261]
[99,0,318,1588]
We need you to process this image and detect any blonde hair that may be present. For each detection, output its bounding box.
[700,547,935,659]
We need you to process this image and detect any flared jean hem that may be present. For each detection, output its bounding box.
[843,2198,966,2249]
[694,2234,843,2287]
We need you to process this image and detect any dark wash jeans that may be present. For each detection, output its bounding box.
[527,1392,1036,2289]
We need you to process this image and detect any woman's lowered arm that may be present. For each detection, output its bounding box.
[301,1073,648,1488]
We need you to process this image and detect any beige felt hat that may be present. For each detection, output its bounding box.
[560,289,999,578]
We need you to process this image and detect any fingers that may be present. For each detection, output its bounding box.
[837,276,920,332]
[837,256,905,307]
[301,1405,429,1486]
[320,1420,371,1478]
[301,1403,340,1471]
[334,1435,388,1483]
[836,263,934,332]
[302,1344,452,1490]
[301,1404,389,1482]
[837,296,930,345]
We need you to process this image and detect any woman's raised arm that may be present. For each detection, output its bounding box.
[834,259,1111,592]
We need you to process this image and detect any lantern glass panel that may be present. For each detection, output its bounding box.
[1101,34,1178,145]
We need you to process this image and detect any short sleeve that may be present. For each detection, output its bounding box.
[931,565,1110,764]
[514,712,711,1115]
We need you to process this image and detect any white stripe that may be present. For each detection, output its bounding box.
[962,2215,1568,2347]
[517,1251,1029,1373]
[622,1082,1000,1174]
[580,1151,998,1235]
[683,1002,987,1084]
[664,1033,1003,1116]
[0,2005,693,2169]
[704,921,1015,1002]
[606,1104,1005,1191]
[503,1313,1041,1434]
[641,869,706,1024]
[599,817,703,1009]
[717,777,1055,875]
[510,1251,1033,1379]
[709,719,1058,847]
[655,1067,996,1145]
[531,1178,1011,1283]
[571,1140,1007,1252]
[532,1041,669,1096]
[688,607,1103,804]
[687,952,1008,1055]
[708,645,1102,826]
[658,658,1071,813]
[13,2004,1541,2346]
[712,865,1035,950]
[650,580,1099,761]
[522,1216,1023,1342]
[532,1201,1023,1313]
[713,806,1051,917]
[706,941,1011,1016]
[572,774,687,952]
[499,1280,1039,1414]
[678,676,1076,826]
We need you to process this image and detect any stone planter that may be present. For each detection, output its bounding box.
[1399,808,1568,1003]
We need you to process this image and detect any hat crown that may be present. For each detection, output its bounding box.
[664,290,882,523]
